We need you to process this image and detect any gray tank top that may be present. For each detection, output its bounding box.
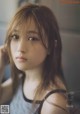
[10,79,67,114]
[10,80,41,114]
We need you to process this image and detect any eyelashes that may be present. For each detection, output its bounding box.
[10,34,19,40]
[10,34,40,42]
[27,37,40,41]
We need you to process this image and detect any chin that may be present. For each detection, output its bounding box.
[15,65,27,71]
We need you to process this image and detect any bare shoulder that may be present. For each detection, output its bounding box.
[0,78,13,104]
[41,92,69,114]
[41,76,69,114]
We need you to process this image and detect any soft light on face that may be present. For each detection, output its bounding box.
[10,18,48,71]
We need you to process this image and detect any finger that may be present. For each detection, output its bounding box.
[0,44,7,53]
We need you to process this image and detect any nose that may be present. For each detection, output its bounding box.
[17,39,26,53]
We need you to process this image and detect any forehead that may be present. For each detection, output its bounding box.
[13,18,39,34]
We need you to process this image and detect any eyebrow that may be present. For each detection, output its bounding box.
[27,30,39,35]
[12,29,19,33]
[13,29,39,35]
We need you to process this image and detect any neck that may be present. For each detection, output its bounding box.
[24,66,43,83]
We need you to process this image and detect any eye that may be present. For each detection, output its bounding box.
[28,37,39,41]
[10,34,19,40]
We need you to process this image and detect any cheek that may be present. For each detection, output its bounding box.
[10,42,16,58]
[35,45,48,60]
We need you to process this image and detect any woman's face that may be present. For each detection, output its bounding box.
[10,18,48,71]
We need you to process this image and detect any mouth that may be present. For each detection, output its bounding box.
[16,56,27,62]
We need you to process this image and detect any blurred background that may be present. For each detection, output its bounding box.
[0,0,80,103]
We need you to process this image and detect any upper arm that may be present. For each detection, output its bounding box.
[0,78,13,104]
[41,93,69,114]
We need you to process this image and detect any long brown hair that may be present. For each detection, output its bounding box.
[5,3,66,101]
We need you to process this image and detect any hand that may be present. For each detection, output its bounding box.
[0,45,10,70]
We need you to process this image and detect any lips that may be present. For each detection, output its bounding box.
[16,56,27,62]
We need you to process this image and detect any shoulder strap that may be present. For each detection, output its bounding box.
[44,89,67,100]
[36,89,67,114]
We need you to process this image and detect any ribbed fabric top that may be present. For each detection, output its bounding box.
[10,78,67,114]
[10,79,41,114]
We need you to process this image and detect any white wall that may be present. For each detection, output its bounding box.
[0,0,18,44]
[0,0,18,23]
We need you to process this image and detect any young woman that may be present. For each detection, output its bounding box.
[0,4,69,114]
